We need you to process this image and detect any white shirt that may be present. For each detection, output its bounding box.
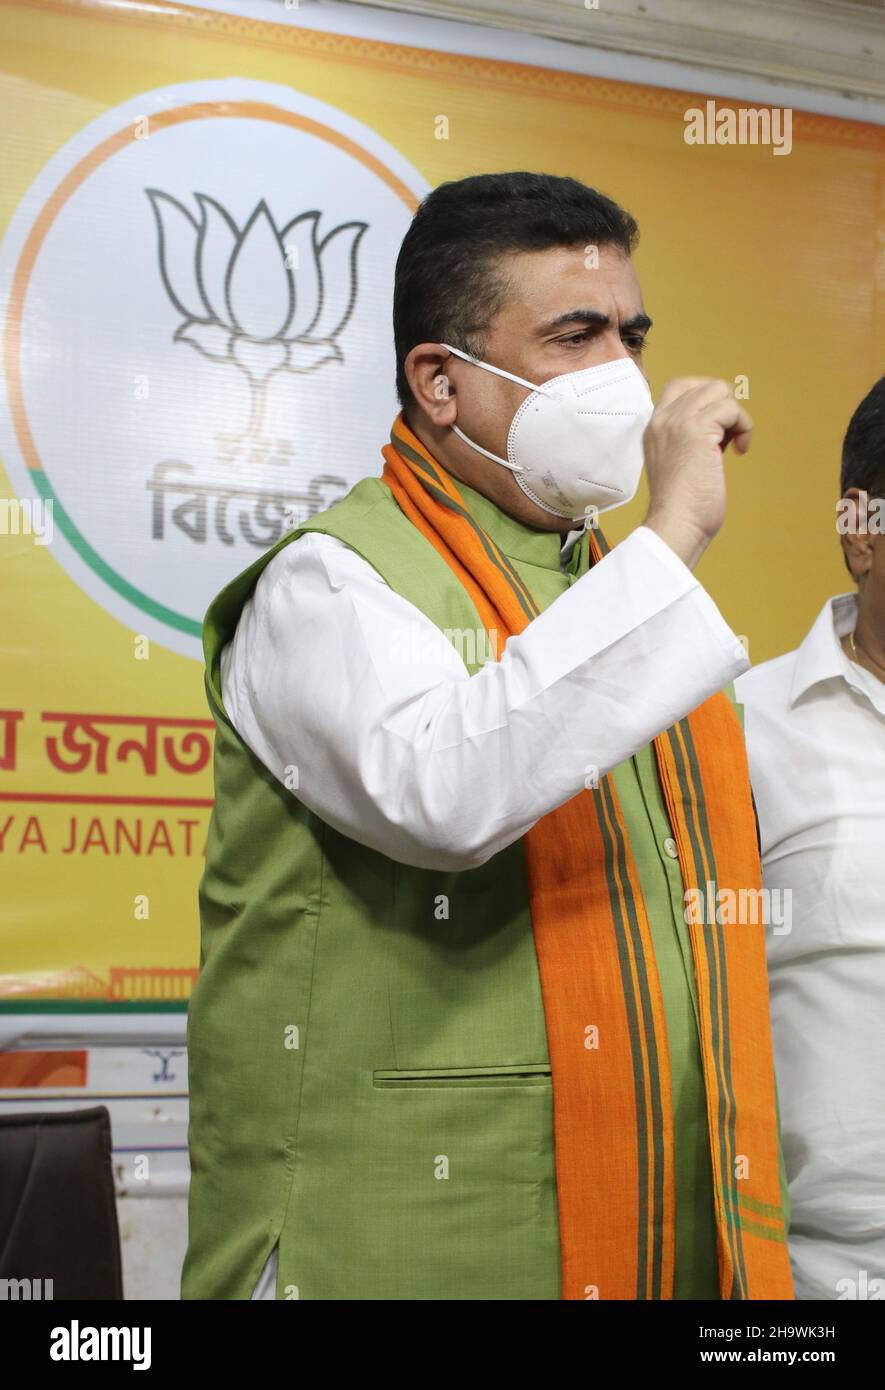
[735,595,885,1300]
[220,524,750,874]
[225,516,749,1300]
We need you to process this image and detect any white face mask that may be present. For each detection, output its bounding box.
[441,343,655,523]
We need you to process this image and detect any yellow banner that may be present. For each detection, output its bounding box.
[0,0,882,1011]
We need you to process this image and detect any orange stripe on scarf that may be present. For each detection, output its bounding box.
[381,413,794,1301]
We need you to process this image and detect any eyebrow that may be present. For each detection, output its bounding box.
[535,309,653,337]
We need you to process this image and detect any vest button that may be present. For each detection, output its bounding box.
[663,837,679,859]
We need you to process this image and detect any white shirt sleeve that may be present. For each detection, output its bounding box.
[219,525,749,871]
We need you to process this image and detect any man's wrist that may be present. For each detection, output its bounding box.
[642,510,711,571]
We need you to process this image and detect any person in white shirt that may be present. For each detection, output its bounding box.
[736,375,885,1300]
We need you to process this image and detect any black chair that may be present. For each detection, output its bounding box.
[0,1105,123,1299]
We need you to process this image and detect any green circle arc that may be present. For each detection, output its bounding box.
[32,468,202,637]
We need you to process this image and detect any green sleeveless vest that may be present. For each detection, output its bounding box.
[182,472,778,1300]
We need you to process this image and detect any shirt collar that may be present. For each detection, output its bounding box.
[452,475,587,575]
[790,593,885,715]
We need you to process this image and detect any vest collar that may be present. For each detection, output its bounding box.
[450,473,587,575]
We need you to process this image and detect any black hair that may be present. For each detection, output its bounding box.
[840,375,885,498]
[393,171,639,409]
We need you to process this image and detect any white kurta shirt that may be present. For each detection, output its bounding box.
[736,595,885,1300]
[220,524,749,874]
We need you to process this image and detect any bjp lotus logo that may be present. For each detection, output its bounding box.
[147,190,368,435]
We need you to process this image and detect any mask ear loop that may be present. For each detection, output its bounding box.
[450,424,522,471]
[439,343,556,473]
[440,342,557,397]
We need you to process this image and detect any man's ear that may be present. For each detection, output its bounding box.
[839,487,875,581]
[403,343,458,426]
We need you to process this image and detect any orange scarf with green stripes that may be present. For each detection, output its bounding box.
[381,412,793,1302]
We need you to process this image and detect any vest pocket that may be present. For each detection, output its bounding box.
[373,1063,552,1088]
[358,1060,561,1296]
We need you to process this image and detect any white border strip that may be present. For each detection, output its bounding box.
[0,1014,188,1047]
[182,0,884,124]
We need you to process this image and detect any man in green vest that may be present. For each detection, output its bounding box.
[181,172,792,1301]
